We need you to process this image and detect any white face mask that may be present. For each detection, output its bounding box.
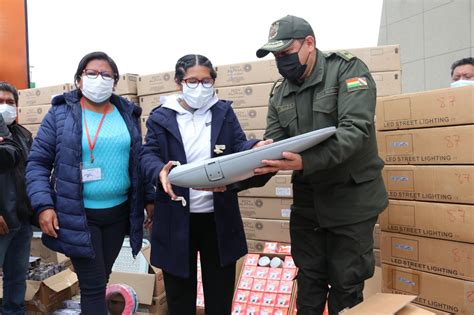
[450,79,474,88]
[0,104,17,125]
[182,84,215,109]
[81,75,114,103]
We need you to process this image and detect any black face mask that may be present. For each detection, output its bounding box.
[276,52,307,84]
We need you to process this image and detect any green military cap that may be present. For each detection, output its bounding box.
[256,15,314,58]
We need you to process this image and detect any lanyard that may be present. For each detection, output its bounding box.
[80,98,110,164]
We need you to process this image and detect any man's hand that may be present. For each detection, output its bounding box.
[0,215,9,235]
[254,151,303,175]
[38,209,59,238]
[159,161,178,200]
[193,186,227,192]
[144,203,154,230]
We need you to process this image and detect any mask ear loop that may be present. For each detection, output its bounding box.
[168,161,187,207]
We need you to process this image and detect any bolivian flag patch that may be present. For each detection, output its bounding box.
[346,77,368,92]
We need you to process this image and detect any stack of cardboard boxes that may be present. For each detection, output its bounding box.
[17,84,74,137]
[115,73,140,106]
[376,85,474,314]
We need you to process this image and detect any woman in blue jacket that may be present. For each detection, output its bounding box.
[141,54,270,315]
[26,52,153,315]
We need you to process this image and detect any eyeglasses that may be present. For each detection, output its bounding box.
[182,78,215,89]
[83,69,115,81]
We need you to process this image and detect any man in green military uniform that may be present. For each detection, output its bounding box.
[254,15,388,314]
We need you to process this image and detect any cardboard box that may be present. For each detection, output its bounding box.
[234,107,268,130]
[115,73,138,95]
[215,60,280,88]
[376,86,474,131]
[379,200,474,243]
[242,218,290,243]
[374,249,381,267]
[414,304,451,315]
[246,240,291,254]
[239,197,292,220]
[18,105,51,124]
[215,83,273,108]
[136,293,168,315]
[382,165,474,204]
[381,264,474,314]
[137,71,176,96]
[340,293,435,314]
[18,84,72,107]
[239,175,293,198]
[141,116,148,137]
[139,92,172,116]
[363,266,382,298]
[372,71,401,97]
[381,231,474,281]
[120,94,139,105]
[109,246,165,306]
[330,45,401,72]
[374,224,381,249]
[377,125,474,164]
[244,129,265,140]
[22,123,41,138]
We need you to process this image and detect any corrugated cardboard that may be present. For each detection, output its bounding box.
[121,94,139,105]
[382,264,474,314]
[376,86,474,131]
[137,71,176,96]
[141,116,148,137]
[414,304,451,315]
[374,249,381,267]
[381,231,474,281]
[18,105,50,124]
[234,107,268,130]
[330,45,401,72]
[374,224,381,249]
[137,293,168,315]
[109,272,155,305]
[215,60,280,88]
[377,125,474,164]
[244,129,265,140]
[340,293,435,315]
[216,83,273,108]
[115,73,138,95]
[372,71,401,97]
[364,266,382,298]
[242,218,290,243]
[139,92,172,116]
[239,175,293,198]
[22,123,41,138]
[382,165,474,204]
[239,197,292,220]
[18,84,72,107]
[379,200,474,243]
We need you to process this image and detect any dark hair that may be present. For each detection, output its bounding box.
[0,81,19,105]
[74,51,120,87]
[451,57,474,76]
[174,54,217,84]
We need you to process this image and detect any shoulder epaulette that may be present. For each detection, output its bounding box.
[270,77,284,96]
[336,50,356,61]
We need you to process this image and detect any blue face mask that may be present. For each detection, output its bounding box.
[450,79,474,88]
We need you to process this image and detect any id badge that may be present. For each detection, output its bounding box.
[81,162,102,183]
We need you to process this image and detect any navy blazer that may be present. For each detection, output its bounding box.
[26,90,149,258]
[141,100,258,278]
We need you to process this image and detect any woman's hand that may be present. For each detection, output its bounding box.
[144,203,154,230]
[38,209,59,238]
[159,161,178,200]
[253,139,273,148]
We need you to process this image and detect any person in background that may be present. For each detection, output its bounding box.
[450,57,474,87]
[0,81,34,315]
[253,15,388,314]
[140,54,271,315]
[26,52,154,315]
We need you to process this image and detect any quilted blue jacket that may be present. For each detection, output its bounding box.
[26,90,148,258]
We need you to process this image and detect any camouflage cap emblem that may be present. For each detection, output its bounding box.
[268,21,279,39]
